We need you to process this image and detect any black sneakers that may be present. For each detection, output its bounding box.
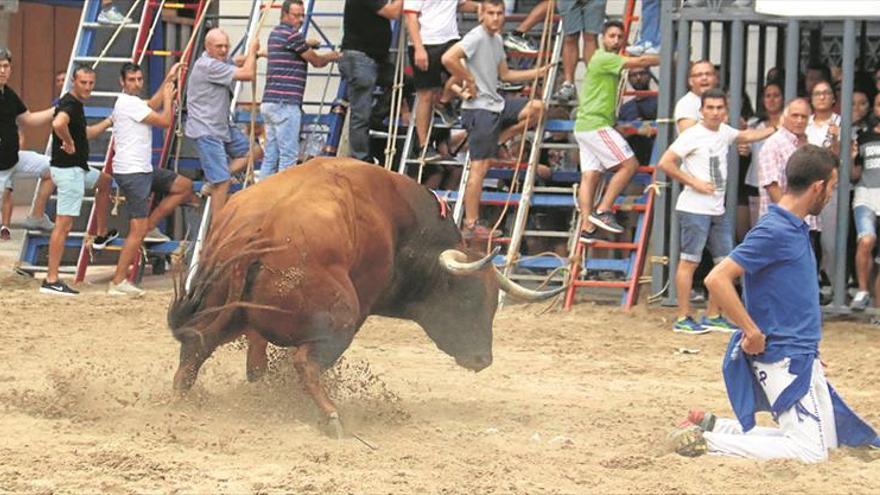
[588,211,624,234]
[578,228,599,244]
[40,279,79,296]
[92,229,119,250]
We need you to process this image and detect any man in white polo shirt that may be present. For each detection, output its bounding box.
[674,60,718,134]
[108,62,194,296]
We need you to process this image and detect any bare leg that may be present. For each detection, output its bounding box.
[414,89,434,148]
[1,189,11,226]
[676,259,698,318]
[582,32,598,65]
[93,172,113,236]
[562,34,579,84]
[209,181,231,229]
[595,157,638,212]
[498,100,544,145]
[46,215,74,283]
[577,170,602,231]
[463,159,490,227]
[147,176,194,230]
[31,175,55,219]
[515,0,549,33]
[856,236,876,292]
[245,330,269,382]
[112,217,148,284]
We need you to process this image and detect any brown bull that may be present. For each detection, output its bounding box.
[167,158,563,436]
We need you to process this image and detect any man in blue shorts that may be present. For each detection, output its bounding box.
[186,28,260,226]
[669,145,879,461]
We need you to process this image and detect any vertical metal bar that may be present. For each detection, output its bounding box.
[720,21,731,89]
[784,20,800,101]
[756,24,767,107]
[859,21,867,72]
[726,20,745,242]
[650,0,678,297]
[702,21,711,60]
[832,19,857,309]
[775,25,786,73]
[662,18,692,307]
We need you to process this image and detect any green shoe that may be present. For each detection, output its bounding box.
[667,424,708,457]
[700,315,739,333]
[672,316,710,335]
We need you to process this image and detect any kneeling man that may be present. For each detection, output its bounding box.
[669,145,879,462]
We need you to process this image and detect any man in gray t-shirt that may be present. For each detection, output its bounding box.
[185,28,260,222]
[441,0,547,242]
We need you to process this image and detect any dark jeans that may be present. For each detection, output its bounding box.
[339,50,379,162]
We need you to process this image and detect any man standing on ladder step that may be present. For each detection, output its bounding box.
[658,89,776,335]
[259,0,341,180]
[106,62,194,297]
[553,0,607,103]
[441,0,548,242]
[41,65,116,297]
[185,28,261,227]
[339,0,403,164]
[403,0,479,163]
[675,60,718,134]
[0,48,57,241]
[574,20,658,243]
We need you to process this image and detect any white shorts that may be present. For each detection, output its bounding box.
[1,151,52,191]
[574,127,635,173]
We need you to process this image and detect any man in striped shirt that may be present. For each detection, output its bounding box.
[259,0,341,179]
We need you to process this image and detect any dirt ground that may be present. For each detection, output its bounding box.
[0,272,878,494]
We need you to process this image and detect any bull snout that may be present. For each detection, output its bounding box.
[455,353,493,372]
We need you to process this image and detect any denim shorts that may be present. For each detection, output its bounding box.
[194,126,250,184]
[678,210,733,263]
[853,204,878,240]
[557,0,607,35]
[50,166,101,217]
[114,168,178,219]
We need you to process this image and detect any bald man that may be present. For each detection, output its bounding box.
[185,28,261,224]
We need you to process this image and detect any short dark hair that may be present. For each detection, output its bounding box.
[806,63,832,83]
[120,62,142,79]
[483,0,505,9]
[282,0,303,15]
[72,64,95,79]
[603,20,624,34]
[700,88,728,108]
[0,48,11,63]
[786,145,839,194]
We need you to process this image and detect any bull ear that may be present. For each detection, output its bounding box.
[494,267,567,301]
[438,247,500,275]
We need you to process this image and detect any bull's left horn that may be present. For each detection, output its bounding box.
[494,268,567,301]
[438,247,500,275]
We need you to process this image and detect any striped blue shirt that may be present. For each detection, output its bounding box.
[262,22,309,105]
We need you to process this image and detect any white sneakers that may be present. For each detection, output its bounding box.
[108,279,145,297]
[97,6,132,25]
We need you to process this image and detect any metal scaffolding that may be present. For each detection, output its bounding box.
[651,3,880,314]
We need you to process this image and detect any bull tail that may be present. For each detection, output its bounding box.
[167,234,285,343]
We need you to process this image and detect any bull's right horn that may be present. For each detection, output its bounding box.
[438,247,500,275]
[494,268,567,301]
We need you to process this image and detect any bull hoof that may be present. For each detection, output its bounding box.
[323,413,345,439]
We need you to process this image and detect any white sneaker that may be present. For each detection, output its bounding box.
[97,6,132,25]
[850,290,870,311]
[23,213,55,231]
[108,279,146,297]
[144,227,171,242]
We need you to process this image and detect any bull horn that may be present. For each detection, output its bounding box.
[494,268,567,301]
[438,247,501,275]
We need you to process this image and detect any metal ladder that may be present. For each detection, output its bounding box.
[16,0,206,279]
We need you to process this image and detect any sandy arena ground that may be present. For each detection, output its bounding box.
[0,269,878,493]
